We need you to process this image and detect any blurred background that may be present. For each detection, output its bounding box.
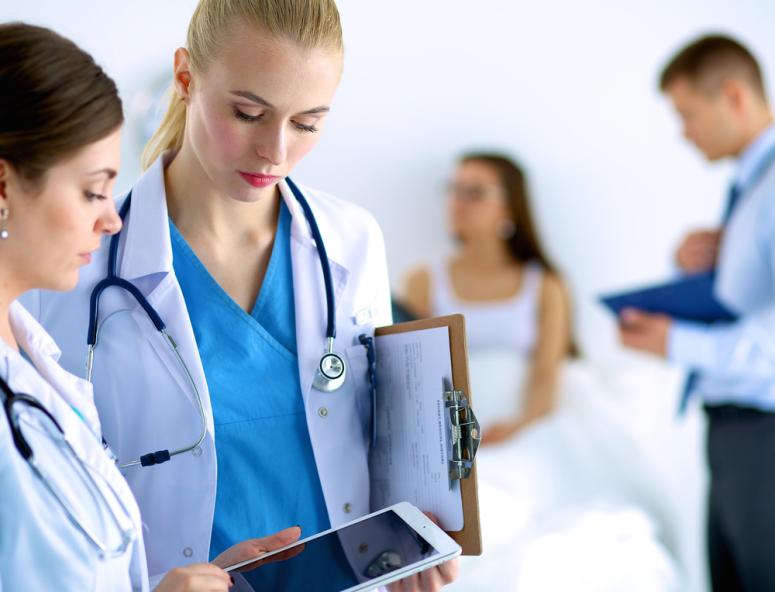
[3,0,773,359]
[3,1,774,590]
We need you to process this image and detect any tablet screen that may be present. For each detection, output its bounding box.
[227,510,440,591]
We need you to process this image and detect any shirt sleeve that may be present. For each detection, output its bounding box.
[668,305,775,382]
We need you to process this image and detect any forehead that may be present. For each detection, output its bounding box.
[456,160,500,183]
[47,129,121,179]
[201,22,342,109]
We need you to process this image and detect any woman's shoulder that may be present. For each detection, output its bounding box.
[294,181,387,265]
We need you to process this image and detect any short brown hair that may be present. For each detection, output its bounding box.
[0,22,123,184]
[659,34,766,99]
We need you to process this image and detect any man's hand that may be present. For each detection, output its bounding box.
[675,229,722,273]
[618,309,671,357]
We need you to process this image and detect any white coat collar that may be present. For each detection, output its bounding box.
[7,299,61,361]
[4,301,102,436]
[118,153,174,281]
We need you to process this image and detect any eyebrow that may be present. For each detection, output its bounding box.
[229,90,330,115]
[87,168,117,179]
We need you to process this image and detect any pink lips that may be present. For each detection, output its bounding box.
[79,253,92,264]
[238,171,281,188]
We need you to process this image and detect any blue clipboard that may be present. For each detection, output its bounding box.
[600,271,737,324]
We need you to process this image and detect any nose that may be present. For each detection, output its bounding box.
[255,122,287,167]
[97,200,122,236]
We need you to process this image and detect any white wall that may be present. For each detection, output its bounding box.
[3,0,774,359]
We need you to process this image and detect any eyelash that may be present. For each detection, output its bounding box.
[233,108,318,134]
[84,191,107,202]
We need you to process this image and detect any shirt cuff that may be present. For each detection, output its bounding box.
[667,320,716,370]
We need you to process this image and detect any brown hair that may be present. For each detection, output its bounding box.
[0,22,123,185]
[659,34,767,99]
[460,152,579,357]
[142,0,343,169]
[460,153,556,271]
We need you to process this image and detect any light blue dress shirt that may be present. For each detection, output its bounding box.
[668,123,775,410]
[170,201,336,588]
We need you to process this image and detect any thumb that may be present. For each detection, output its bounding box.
[260,526,302,551]
[620,308,646,326]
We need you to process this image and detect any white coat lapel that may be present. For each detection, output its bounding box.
[111,155,213,425]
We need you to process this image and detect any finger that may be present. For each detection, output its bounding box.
[403,572,421,592]
[619,308,647,325]
[437,558,459,583]
[256,542,306,566]
[418,565,444,591]
[260,525,303,549]
[173,563,232,580]
[187,574,232,592]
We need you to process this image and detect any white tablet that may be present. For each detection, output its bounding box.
[224,502,461,591]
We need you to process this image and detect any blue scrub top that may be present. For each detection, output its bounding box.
[170,200,341,587]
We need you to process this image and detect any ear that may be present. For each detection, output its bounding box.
[721,79,748,116]
[172,47,194,103]
[0,160,9,202]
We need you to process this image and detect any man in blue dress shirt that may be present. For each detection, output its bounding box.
[619,35,775,590]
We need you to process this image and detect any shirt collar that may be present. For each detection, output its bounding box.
[734,121,775,191]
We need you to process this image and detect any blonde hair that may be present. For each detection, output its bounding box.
[141,0,343,169]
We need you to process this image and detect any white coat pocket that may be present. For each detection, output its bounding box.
[345,341,373,446]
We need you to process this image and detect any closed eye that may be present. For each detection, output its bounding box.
[293,121,318,134]
[234,108,263,123]
[84,190,108,202]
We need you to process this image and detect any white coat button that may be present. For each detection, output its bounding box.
[183,547,193,558]
[318,407,329,418]
[343,502,352,514]
[192,447,203,457]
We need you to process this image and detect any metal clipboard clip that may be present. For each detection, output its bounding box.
[444,389,481,481]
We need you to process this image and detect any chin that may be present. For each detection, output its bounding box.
[51,270,80,292]
[230,180,275,204]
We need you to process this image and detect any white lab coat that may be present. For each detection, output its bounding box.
[22,153,393,583]
[0,301,148,592]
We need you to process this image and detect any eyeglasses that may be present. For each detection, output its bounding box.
[3,383,136,559]
[446,182,505,204]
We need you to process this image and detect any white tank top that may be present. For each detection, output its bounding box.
[430,260,543,355]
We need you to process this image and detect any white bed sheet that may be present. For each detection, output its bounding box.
[446,352,708,591]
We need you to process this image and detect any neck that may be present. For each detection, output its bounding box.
[0,275,21,352]
[165,143,280,247]
[458,235,514,268]
[736,107,775,157]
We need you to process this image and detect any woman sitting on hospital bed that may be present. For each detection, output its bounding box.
[401,152,574,442]
[399,152,686,590]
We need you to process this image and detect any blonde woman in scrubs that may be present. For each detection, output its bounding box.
[24,1,457,590]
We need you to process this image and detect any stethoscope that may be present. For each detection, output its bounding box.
[0,375,135,558]
[86,177,347,469]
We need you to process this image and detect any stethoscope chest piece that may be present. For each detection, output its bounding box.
[314,340,346,392]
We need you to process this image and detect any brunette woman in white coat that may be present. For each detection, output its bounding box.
[0,21,261,592]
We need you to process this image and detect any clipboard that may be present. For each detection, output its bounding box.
[373,314,482,556]
[600,271,737,324]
